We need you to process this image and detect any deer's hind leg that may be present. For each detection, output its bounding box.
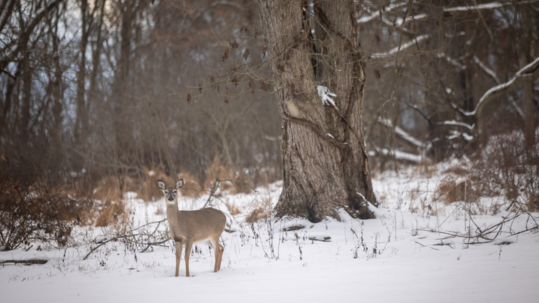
[184,240,193,277]
[211,237,224,272]
[217,243,224,271]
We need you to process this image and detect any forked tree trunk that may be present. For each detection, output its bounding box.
[258,0,377,222]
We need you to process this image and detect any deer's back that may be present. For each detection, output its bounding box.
[173,208,226,242]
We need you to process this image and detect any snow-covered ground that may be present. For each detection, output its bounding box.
[2,163,538,303]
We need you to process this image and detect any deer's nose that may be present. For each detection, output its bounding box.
[168,197,174,201]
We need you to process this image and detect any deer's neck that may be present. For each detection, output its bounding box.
[166,201,180,226]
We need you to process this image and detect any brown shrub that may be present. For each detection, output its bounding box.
[436,177,479,203]
[138,168,174,202]
[204,155,253,195]
[178,171,203,198]
[409,185,420,200]
[524,190,539,212]
[92,175,123,202]
[245,207,269,223]
[468,131,539,210]
[94,200,130,228]
[0,160,82,250]
[224,201,242,216]
[415,160,438,177]
[245,196,272,223]
[204,155,234,191]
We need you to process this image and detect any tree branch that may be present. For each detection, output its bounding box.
[371,34,430,59]
[443,0,539,15]
[473,55,524,119]
[283,113,346,150]
[406,103,475,131]
[461,57,539,117]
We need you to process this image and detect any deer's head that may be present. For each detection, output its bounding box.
[157,179,184,204]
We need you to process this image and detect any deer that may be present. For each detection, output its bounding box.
[157,179,226,277]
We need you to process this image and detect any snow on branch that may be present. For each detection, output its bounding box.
[371,34,430,59]
[473,55,524,119]
[357,1,538,27]
[357,2,408,24]
[440,120,475,131]
[459,56,539,117]
[508,97,525,120]
[436,53,467,70]
[368,148,423,163]
[378,118,424,148]
[473,56,500,84]
[443,0,539,14]
[317,85,338,109]
[391,13,428,26]
[406,103,475,131]
[447,130,474,141]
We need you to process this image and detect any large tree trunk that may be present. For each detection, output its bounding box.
[258,0,377,222]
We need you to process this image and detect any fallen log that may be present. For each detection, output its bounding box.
[0,259,48,266]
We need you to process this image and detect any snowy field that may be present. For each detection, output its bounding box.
[2,163,539,303]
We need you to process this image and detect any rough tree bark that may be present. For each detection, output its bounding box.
[257,0,377,222]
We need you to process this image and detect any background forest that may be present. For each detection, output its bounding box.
[1,0,538,249]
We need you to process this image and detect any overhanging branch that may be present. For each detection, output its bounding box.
[459,57,539,117]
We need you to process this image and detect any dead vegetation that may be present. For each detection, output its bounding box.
[94,200,130,228]
[178,171,203,198]
[432,131,539,212]
[138,168,175,202]
[245,196,272,223]
[204,155,254,195]
[468,132,539,211]
[436,177,480,204]
[224,201,242,216]
[0,159,86,250]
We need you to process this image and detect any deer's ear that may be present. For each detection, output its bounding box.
[176,179,184,189]
[157,180,166,190]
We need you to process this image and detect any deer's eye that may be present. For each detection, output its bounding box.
[165,191,168,194]
[174,191,177,193]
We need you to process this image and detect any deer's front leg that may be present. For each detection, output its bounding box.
[175,241,183,277]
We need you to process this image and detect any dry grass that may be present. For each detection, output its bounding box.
[524,190,539,212]
[204,155,253,195]
[138,168,174,202]
[245,207,269,223]
[178,171,203,198]
[204,155,234,191]
[409,185,420,200]
[245,196,272,223]
[414,160,438,177]
[436,176,479,204]
[92,175,123,202]
[94,200,130,228]
[224,201,242,216]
